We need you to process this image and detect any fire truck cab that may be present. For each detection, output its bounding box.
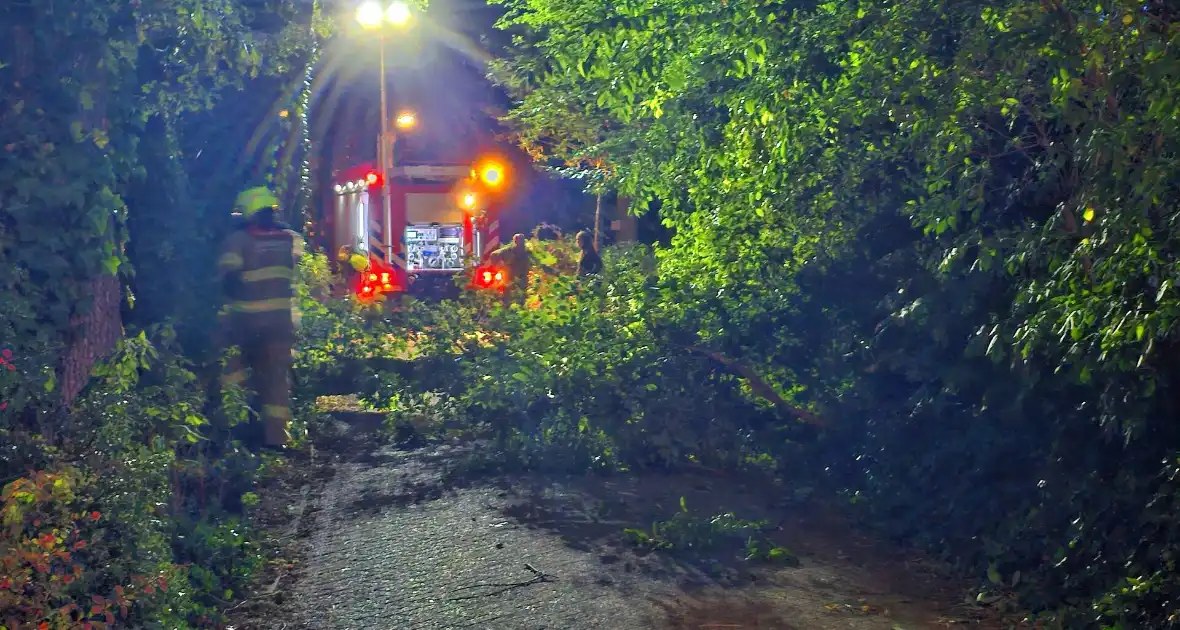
[327,160,505,298]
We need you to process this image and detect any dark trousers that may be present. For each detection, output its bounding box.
[220,321,294,447]
[502,277,527,308]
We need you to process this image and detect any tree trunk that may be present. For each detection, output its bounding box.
[593,191,602,250]
[60,272,123,407]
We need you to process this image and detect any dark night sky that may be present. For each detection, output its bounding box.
[311,0,595,234]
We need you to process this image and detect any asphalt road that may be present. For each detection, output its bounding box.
[265,416,981,630]
[286,438,667,629]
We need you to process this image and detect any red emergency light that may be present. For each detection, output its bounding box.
[354,257,400,301]
[365,170,381,187]
[471,264,507,291]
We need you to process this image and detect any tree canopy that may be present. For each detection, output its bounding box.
[485,0,1180,626]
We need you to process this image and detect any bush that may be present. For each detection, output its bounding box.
[0,326,270,629]
[294,245,802,474]
[0,466,199,630]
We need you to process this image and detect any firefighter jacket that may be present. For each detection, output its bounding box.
[218,226,305,336]
[491,242,534,286]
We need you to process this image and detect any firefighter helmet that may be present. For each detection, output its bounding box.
[235,186,279,218]
[348,253,370,272]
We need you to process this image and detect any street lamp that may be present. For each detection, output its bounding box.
[394,111,416,128]
[356,0,412,29]
[386,2,411,25]
[355,1,414,266]
[355,2,384,28]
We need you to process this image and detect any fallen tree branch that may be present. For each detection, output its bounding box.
[684,345,825,427]
[447,563,557,601]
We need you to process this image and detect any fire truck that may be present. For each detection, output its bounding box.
[326,158,509,299]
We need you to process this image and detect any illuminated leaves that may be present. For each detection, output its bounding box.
[490,1,1180,625]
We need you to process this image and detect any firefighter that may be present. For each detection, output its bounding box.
[336,244,370,273]
[217,186,304,452]
[490,233,535,305]
[335,244,371,296]
[346,246,371,275]
[575,230,603,276]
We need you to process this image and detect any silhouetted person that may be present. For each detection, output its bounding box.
[575,230,602,276]
[491,233,535,306]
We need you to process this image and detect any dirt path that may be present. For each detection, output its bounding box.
[233,414,994,630]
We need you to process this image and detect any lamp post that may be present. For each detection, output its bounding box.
[356,1,413,262]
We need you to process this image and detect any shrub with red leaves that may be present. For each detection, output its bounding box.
[0,468,168,629]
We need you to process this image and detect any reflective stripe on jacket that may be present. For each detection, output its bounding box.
[218,227,302,334]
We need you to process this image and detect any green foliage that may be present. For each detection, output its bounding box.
[295,245,793,472]
[0,329,274,628]
[1,0,326,391]
[0,467,179,630]
[1,0,323,627]
[620,496,795,566]
[174,516,262,615]
[474,0,1180,627]
[294,263,808,566]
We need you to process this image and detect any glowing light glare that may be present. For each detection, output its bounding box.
[461,192,477,209]
[482,271,493,283]
[477,161,505,187]
[394,112,416,128]
[365,171,379,185]
[494,271,503,281]
[355,2,384,28]
[386,1,411,25]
